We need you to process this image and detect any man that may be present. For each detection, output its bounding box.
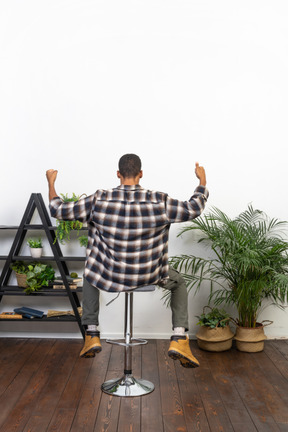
[46,154,208,368]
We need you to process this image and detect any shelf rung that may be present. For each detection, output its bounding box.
[0,226,19,230]
[0,315,78,322]
[0,286,83,296]
[11,256,85,261]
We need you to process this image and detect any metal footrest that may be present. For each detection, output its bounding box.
[101,374,154,397]
[106,337,148,347]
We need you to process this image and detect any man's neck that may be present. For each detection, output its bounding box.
[118,171,142,185]
[121,179,139,185]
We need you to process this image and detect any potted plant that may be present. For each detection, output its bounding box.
[10,261,28,288]
[10,261,55,294]
[169,206,288,352]
[27,238,43,258]
[54,193,86,245]
[196,306,234,351]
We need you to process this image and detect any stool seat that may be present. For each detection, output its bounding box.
[132,285,155,292]
[101,285,155,397]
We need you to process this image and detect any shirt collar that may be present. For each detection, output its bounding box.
[117,184,143,191]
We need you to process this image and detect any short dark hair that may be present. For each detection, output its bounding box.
[118,154,142,178]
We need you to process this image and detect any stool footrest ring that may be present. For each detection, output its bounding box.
[106,338,148,347]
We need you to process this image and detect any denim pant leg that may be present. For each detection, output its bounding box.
[81,278,100,326]
[159,266,189,331]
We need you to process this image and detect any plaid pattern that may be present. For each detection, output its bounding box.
[49,184,209,292]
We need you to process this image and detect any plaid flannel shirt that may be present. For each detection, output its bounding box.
[49,184,209,292]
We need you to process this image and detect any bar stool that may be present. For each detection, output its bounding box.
[101,285,155,397]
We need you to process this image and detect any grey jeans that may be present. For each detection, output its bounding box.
[81,266,189,331]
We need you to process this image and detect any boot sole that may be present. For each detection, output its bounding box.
[80,346,102,358]
[168,350,200,368]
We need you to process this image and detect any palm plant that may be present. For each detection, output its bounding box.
[169,205,288,328]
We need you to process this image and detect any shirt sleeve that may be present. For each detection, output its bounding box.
[165,185,209,223]
[49,194,96,223]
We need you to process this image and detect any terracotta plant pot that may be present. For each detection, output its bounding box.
[196,324,234,352]
[234,322,271,353]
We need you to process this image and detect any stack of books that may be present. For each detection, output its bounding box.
[52,276,82,290]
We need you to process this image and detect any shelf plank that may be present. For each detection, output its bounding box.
[0,226,20,230]
[23,225,88,230]
[24,224,55,230]
[0,256,85,261]
[0,225,88,230]
[11,256,86,261]
[0,286,83,296]
[0,315,78,322]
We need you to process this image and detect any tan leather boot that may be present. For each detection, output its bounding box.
[168,335,200,368]
[80,331,102,358]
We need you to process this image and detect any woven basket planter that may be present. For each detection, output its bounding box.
[15,272,28,288]
[234,322,271,353]
[196,324,234,352]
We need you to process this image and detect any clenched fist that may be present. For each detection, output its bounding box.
[195,162,206,186]
[46,169,58,185]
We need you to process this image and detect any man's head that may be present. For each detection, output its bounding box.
[117,154,142,184]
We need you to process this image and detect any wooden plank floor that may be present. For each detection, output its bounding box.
[0,338,287,432]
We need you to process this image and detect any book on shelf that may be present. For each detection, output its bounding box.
[14,307,44,319]
[54,276,82,284]
[47,307,82,317]
[52,284,78,290]
[0,312,23,319]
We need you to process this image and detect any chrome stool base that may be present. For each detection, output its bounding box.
[101,374,154,397]
[101,286,155,397]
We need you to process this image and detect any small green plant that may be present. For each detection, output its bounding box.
[27,238,42,248]
[54,220,83,244]
[196,307,230,329]
[10,261,55,294]
[59,193,85,202]
[54,193,86,245]
[10,261,28,274]
[79,235,88,248]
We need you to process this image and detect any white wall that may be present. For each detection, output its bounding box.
[0,0,288,339]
